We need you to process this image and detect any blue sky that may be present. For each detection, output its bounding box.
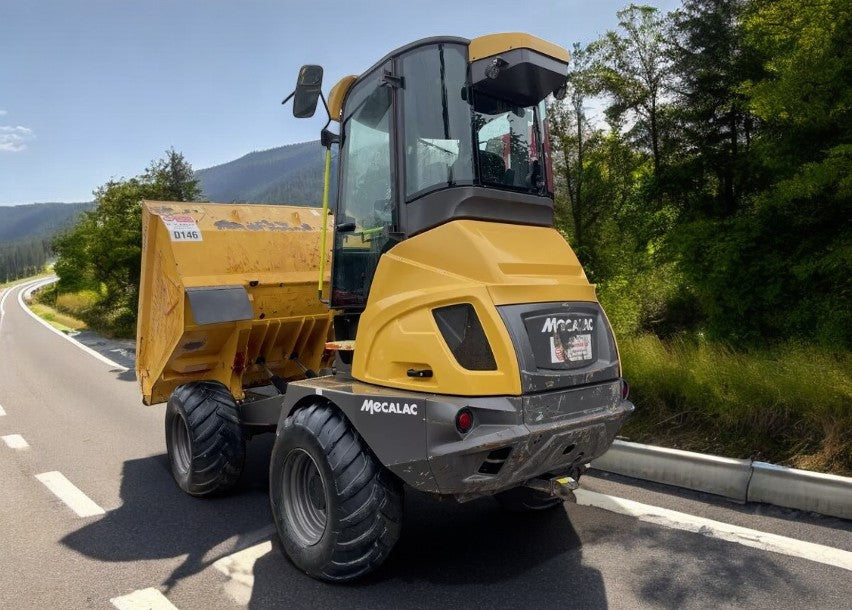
[0,0,679,205]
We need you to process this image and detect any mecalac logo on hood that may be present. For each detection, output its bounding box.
[361,399,418,416]
[541,317,594,333]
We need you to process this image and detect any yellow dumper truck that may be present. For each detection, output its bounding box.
[137,33,634,581]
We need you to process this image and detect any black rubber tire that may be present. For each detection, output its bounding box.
[165,381,246,497]
[494,486,563,512]
[269,402,403,582]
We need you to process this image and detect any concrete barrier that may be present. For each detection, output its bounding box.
[592,440,852,520]
[592,440,752,502]
[748,462,852,520]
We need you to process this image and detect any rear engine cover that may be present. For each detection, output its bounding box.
[498,301,620,394]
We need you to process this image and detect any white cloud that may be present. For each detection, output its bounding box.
[0,110,7,116]
[0,125,35,152]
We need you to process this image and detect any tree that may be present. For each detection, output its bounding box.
[0,238,52,283]
[52,150,201,336]
[145,148,203,202]
[549,43,598,257]
[590,4,672,173]
[668,0,763,217]
[670,0,851,347]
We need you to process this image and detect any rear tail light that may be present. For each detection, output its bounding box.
[621,379,630,400]
[455,408,474,434]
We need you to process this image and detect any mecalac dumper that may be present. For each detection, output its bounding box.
[137,32,634,582]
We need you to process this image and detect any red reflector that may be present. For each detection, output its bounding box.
[456,409,473,434]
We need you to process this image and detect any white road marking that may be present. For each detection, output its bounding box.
[2,434,29,449]
[213,540,273,605]
[0,286,13,332]
[35,471,105,517]
[110,588,178,610]
[200,491,852,604]
[0,404,6,416]
[16,278,128,371]
[574,488,852,572]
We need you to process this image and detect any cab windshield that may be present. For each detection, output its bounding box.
[401,43,548,200]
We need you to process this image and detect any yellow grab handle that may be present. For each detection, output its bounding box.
[317,147,332,300]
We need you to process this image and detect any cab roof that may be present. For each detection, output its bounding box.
[327,33,569,120]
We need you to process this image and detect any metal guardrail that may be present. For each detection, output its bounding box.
[592,440,852,520]
[748,461,852,520]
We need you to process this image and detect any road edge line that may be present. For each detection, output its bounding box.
[0,286,13,332]
[592,439,852,520]
[574,488,852,571]
[16,278,128,371]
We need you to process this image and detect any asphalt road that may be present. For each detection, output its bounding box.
[1,278,850,609]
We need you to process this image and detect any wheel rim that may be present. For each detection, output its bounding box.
[171,414,191,475]
[280,449,328,546]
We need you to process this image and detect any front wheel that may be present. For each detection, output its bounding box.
[165,381,245,496]
[270,403,403,582]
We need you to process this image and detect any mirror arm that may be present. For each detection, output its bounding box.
[281,90,296,106]
[319,90,331,123]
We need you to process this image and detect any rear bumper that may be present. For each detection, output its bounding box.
[419,381,634,499]
[283,374,633,499]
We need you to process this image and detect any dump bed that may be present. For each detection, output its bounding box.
[137,201,333,405]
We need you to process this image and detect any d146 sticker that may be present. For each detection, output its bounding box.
[161,214,202,241]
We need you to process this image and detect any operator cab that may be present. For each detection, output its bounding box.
[289,34,570,312]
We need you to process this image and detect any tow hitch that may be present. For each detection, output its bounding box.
[524,475,579,502]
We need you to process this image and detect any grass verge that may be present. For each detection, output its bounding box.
[620,334,852,476]
[27,301,88,333]
[35,284,134,339]
[29,284,91,333]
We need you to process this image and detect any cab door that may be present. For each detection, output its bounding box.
[331,67,396,310]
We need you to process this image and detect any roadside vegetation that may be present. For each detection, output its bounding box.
[0,203,91,284]
[31,283,93,332]
[620,336,851,474]
[47,149,201,338]
[548,0,850,473]
[44,1,850,472]
[27,299,88,333]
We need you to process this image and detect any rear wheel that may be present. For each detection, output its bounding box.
[270,403,403,582]
[165,381,245,496]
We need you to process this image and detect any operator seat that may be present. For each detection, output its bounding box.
[479,150,507,184]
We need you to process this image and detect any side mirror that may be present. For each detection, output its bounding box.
[293,65,324,118]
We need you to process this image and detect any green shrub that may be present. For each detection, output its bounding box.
[102,306,137,339]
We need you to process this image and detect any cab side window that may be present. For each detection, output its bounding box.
[332,76,394,309]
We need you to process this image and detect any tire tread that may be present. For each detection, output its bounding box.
[166,381,245,497]
[274,404,403,582]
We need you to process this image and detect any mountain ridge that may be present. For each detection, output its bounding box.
[195,140,336,206]
[0,202,93,242]
[1,138,328,244]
